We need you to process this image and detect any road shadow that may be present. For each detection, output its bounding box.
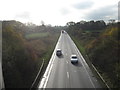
[71,61,83,67]
[57,54,64,58]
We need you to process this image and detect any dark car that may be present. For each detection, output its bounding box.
[61,30,64,33]
[56,49,62,56]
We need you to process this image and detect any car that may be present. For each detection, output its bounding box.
[56,49,62,56]
[61,30,64,33]
[71,54,78,64]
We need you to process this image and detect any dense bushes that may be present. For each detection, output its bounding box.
[86,26,119,88]
[66,21,119,88]
[2,21,38,88]
[2,21,60,88]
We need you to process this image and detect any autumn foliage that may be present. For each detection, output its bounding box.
[66,21,119,88]
[2,20,60,88]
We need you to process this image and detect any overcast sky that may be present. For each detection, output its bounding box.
[0,0,119,26]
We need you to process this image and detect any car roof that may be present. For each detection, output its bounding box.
[71,54,77,57]
[57,49,61,51]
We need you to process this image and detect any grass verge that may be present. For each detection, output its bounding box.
[70,35,107,88]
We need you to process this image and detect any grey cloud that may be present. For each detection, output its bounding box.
[73,1,94,9]
[15,12,30,19]
[60,8,70,15]
[85,5,117,20]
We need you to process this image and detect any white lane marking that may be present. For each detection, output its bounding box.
[43,55,55,88]
[77,52,95,88]
[66,61,68,64]
[39,33,62,88]
[76,48,95,88]
[67,72,69,78]
[67,34,96,88]
[39,55,55,88]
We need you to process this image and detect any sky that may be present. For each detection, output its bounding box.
[0,0,119,26]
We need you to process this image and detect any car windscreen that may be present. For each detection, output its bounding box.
[72,56,77,59]
[57,51,61,52]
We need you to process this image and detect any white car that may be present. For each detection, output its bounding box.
[71,55,78,64]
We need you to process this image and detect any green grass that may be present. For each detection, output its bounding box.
[72,37,86,54]
[25,32,49,39]
[84,29,104,32]
[42,33,60,68]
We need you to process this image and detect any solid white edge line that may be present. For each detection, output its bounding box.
[43,56,55,88]
[39,33,62,88]
[67,72,69,78]
[67,34,96,88]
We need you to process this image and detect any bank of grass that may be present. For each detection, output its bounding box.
[25,32,49,39]
[71,37,86,54]
[84,29,104,33]
[70,35,107,88]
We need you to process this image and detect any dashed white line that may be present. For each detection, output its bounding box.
[74,70,77,72]
[66,61,68,64]
[68,34,96,88]
[67,72,69,78]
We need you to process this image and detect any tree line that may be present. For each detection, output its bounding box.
[2,20,61,88]
[65,20,119,88]
[66,20,106,30]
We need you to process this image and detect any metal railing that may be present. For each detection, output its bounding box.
[30,59,45,89]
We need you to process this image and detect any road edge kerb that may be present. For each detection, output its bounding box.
[67,34,95,88]
[68,33,110,89]
[38,32,62,88]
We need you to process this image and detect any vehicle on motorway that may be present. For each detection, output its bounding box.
[71,54,78,64]
[61,30,64,33]
[56,49,62,56]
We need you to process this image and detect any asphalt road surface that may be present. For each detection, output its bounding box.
[39,31,102,88]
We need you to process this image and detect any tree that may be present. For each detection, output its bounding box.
[41,20,45,26]
[108,19,116,25]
